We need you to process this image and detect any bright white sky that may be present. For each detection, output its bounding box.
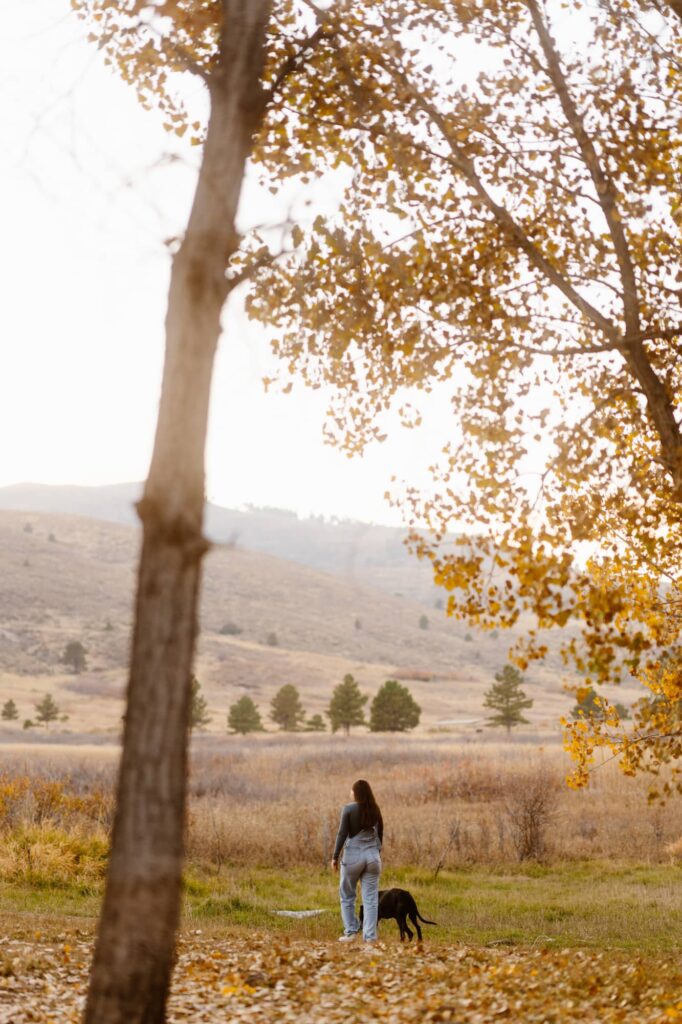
[0,0,469,527]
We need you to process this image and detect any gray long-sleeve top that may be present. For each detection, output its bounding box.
[332,801,384,861]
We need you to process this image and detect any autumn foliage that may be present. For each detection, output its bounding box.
[242,1,682,794]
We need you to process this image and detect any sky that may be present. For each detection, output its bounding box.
[0,0,467,527]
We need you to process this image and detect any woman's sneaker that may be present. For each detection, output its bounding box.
[338,933,359,942]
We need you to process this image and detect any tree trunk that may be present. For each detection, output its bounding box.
[83,5,270,1022]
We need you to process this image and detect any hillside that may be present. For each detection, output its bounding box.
[0,482,439,603]
[0,507,647,738]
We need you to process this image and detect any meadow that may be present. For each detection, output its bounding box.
[0,734,680,1021]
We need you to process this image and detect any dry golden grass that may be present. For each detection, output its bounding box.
[0,736,678,875]
[184,735,682,869]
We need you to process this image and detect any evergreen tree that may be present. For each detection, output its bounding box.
[1,699,19,722]
[483,665,533,735]
[34,693,63,729]
[370,680,421,732]
[327,674,368,735]
[571,686,629,722]
[270,684,306,731]
[62,640,87,674]
[304,713,327,732]
[227,696,264,735]
[189,676,211,731]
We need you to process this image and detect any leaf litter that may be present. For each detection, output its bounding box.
[0,932,680,1023]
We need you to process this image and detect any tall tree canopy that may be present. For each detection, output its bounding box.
[244,0,682,795]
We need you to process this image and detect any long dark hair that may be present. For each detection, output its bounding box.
[352,779,381,829]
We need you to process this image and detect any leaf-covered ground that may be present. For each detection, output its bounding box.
[1,932,681,1024]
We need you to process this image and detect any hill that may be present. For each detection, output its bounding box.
[0,508,620,738]
[0,482,439,603]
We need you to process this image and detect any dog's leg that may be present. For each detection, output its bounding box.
[409,912,422,942]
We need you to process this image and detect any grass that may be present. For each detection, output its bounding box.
[1,862,678,953]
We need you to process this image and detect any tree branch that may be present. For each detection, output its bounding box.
[525,0,641,339]
[263,24,331,105]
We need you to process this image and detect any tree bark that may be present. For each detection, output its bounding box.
[83,4,270,1022]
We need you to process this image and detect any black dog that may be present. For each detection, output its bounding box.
[360,887,438,942]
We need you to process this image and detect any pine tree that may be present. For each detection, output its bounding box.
[304,713,326,732]
[227,696,264,735]
[1,699,19,722]
[62,640,87,674]
[189,677,211,731]
[571,686,629,722]
[370,680,421,732]
[34,693,63,730]
[270,684,306,731]
[327,674,368,735]
[483,665,533,735]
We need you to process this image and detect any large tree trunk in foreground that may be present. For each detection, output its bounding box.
[83,5,270,1022]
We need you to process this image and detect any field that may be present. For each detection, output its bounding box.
[0,505,677,1022]
[0,735,680,1022]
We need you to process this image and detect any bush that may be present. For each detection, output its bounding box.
[505,771,558,862]
[419,614,429,630]
[265,632,278,647]
[62,640,87,674]
[304,714,326,732]
[219,622,242,636]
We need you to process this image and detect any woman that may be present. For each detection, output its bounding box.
[331,779,383,943]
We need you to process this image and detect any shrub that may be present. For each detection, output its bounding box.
[419,614,429,630]
[62,640,87,674]
[265,632,278,647]
[505,771,558,862]
[219,622,242,636]
[304,714,326,732]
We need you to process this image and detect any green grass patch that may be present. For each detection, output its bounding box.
[0,861,679,952]
[181,862,682,951]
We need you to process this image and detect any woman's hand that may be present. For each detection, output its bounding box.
[331,858,338,872]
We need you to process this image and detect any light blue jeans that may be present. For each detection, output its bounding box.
[339,830,382,941]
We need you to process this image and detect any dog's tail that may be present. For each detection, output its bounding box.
[416,910,438,926]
